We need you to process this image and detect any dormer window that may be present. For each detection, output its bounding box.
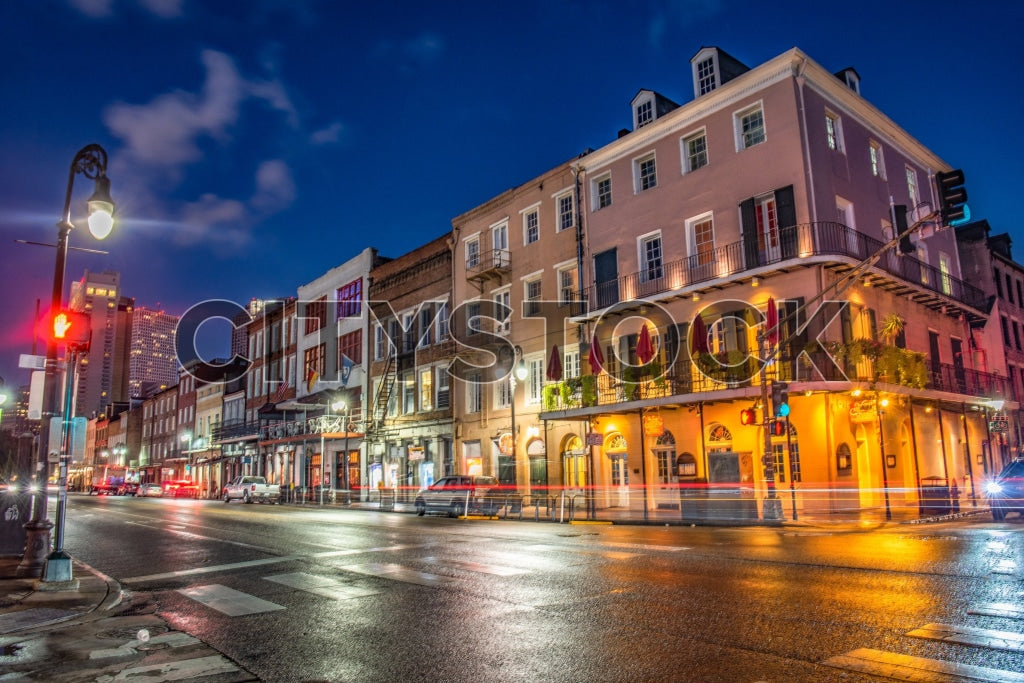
[636,99,653,128]
[696,56,716,95]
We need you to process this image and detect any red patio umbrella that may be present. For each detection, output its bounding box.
[690,313,709,355]
[637,323,655,364]
[588,336,605,374]
[546,344,563,381]
[766,296,778,347]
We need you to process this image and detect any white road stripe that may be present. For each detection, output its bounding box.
[822,647,1024,682]
[340,562,458,587]
[93,654,242,682]
[907,623,1024,652]
[178,584,285,616]
[124,555,300,583]
[970,602,1024,620]
[522,543,638,560]
[598,541,689,552]
[420,557,530,576]
[264,572,382,600]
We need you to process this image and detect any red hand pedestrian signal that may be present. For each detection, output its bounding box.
[51,310,92,350]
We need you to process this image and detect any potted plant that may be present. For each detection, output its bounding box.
[581,375,598,407]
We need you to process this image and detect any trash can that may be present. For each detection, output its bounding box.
[919,476,952,514]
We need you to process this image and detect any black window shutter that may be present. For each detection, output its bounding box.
[739,197,759,269]
[775,185,797,258]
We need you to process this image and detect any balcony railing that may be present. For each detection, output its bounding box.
[211,420,261,442]
[466,248,511,283]
[260,414,348,441]
[583,222,987,313]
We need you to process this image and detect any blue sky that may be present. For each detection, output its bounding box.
[0,0,1021,388]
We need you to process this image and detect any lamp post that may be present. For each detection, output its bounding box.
[876,392,892,521]
[19,144,114,582]
[181,432,192,480]
[336,400,350,499]
[508,346,528,489]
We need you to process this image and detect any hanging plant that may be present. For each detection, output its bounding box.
[581,375,598,407]
[880,313,905,342]
[542,384,560,411]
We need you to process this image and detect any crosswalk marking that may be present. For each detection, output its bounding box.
[124,555,301,583]
[178,584,285,616]
[598,541,689,552]
[969,602,1024,620]
[522,544,638,560]
[821,647,1024,682]
[420,557,530,576]
[339,562,458,587]
[907,622,1024,652]
[264,572,382,599]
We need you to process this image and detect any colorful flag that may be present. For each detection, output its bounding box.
[306,368,319,393]
[271,379,289,403]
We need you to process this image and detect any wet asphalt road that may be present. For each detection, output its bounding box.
[62,495,1024,682]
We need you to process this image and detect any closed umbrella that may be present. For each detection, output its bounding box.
[766,296,779,347]
[547,344,563,381]
[690,313,709,355]
[637,323,655,364]
[588,336,605,374]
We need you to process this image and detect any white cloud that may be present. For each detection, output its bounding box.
[310,121,344,145]
[139,0,183,17]
[251,160,296,212]
[67,0,113,17]
[179,194,250,247]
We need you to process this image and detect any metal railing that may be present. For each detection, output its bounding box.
[583,222,987,313]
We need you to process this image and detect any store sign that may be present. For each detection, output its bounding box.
[408,446,425,461]
[849,398,877,423]
[585,432,602,447]
[990,415,1009,433]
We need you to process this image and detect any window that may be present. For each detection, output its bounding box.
[419,368,433,411]
[736,104,765,149]
[593,174,612,210]
[825,111,843,152]
[436,301,450,341]
[906,166,919,208]
[1015,322,1022,351]
[635,154,657,192]
[303,343,325,383]
[524,277,542,317]
[466,301,481,336]
[1002,317,1011,347]
[437,370,450,409]
[418,308,433,348]
[995,269,1004,299]
[402,312,415,352]
[917,244,930,285]
[1018,280,1023,306]
[336,278,362,319]
[492,289,510,335]
[696,56,716,95]
[557,264,579,304]
[402,371,415,414]
[869,141,885,178]
[466,237,480,269]
[304,296,327,335]
[492,221,509,255]
[523,208,539,244]
[687,214,715,266]
[639,232,663,282]
[564,347,580,379]
[339,329,362,366]
[1007,274,1015,306]
[495,377,511,408]
[526,356,544,405]
[636,99,653,128]
[557,192,574,232]
[466,372,482,413]
[939,253,952,296]
[682,130,708,173]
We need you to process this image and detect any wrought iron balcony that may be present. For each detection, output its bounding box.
[582,222,987,315]
[211,420,261,443]
[259,414,348,441]
[466,248,510,285]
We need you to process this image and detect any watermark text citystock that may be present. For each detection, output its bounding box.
[175,295,851,390]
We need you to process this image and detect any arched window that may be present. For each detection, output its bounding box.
[562,434,586,488]
[836,442,853,472]
[654,429,676,483]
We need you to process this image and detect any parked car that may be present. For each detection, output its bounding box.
[986,459,1024,521]
[414,475,500,517]
[117,482,139,496]
[163,479,199,498]
[223,476,282,504]
[136,483,163,497]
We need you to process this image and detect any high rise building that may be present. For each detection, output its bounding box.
[69,270,127,419]
[129,306,179,398]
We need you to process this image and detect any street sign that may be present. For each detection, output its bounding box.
[990,418,1009,433]
[19,354,46,370]
[585,432,603,446]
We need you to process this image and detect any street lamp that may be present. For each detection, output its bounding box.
[19,144,114,583]
[319,398,347,505]
[508,346,528,487]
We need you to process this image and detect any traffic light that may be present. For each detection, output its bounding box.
[740,408,757,426]
[770,420,786,437]
[771,382,790,417]
[893,204,914,254]
[52,310,91,350]
[935,169,968,224]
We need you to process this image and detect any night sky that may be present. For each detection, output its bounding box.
[1,0,1021,387]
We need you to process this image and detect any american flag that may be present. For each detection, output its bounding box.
[271,379,289,403]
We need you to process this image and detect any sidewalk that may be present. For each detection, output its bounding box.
[0,556,255,681]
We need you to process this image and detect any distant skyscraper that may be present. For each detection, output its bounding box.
[129,306,179,398]
[69,270,125,418]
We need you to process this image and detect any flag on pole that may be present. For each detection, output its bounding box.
[306,368,319,393]
[340,354,355,386]
[271,379,289,403]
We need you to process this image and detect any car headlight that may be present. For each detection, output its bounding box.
[985,481,1004,495]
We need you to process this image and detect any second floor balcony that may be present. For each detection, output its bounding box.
[466,248,510,287]
[582,222,988,319]
[212,420,261,443]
